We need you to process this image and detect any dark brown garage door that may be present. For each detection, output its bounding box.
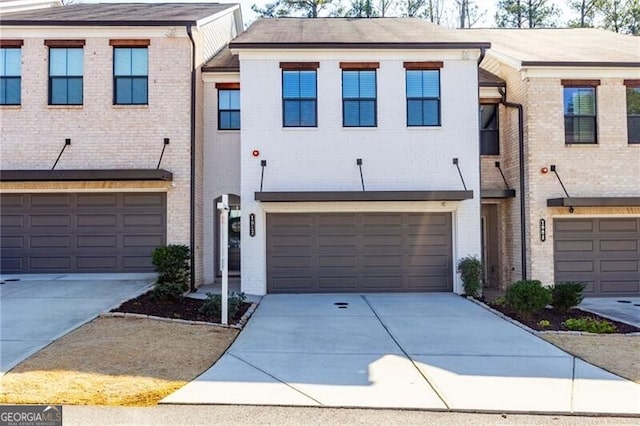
[554,218,640,296]
[267,212,453,293]
[0,192,166,273]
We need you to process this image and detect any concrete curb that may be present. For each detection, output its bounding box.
[468,298,640,336]
[102,301,259,330]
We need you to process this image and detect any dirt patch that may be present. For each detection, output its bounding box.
[0,317,238,406]
[489,303,640,333]
[112,291,251,324]
[542,334,640,384]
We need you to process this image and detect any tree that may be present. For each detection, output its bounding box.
[455,0,485,28]
[568,0,602,27]
[343,0,378,17]
[403,0,426,17]
[252,0,334,18]
[596,0,640,34]
[496,0,560,28]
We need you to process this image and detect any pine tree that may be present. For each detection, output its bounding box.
[495,0,559,28]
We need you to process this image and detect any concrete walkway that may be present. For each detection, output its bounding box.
[0,273,153,375]
[579,297,640,328]
[163,293,640,414]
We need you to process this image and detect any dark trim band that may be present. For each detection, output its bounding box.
[109,39,150,47]
[624,79,640,88]
[523,61,640,68]
[404,61,443,70]
[255,190,474,202]
[561,79,600,87]
[230,42,491,50]
[44,39,85,47]
[547,197,640,207]
[0,169,173,182]
[215,82,240,89]
[0,40,24,47]
[339,62,380,70]
[279,62,320,70]
[481,189,516,198]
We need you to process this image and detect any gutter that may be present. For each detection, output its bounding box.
[186,23,197,292]
[498,86,527,281]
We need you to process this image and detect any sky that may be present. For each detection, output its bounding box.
[79,0,573,28]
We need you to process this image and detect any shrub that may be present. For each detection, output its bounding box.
[151,244,190,300]
[457,255,483,298]
[551,281,585,312]
[564,317,617,334]
[199,292,247,320]
[504,279,552,317]
[538,319,551,328]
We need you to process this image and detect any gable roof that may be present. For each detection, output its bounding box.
[0,2,238,26]
[230,18,490,50]
[203,46,239,72]
[465,28,640,67]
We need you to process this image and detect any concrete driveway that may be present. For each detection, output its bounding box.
[0,273,153,375]
[163,293,640,414]
[579,297,640,328]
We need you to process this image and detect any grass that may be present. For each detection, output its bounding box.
[0,316,238,406]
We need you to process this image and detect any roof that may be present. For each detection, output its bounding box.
[465,28,640,67]
[203,46,239,72]
[0,3,238,26]
[230,18,491,50]
[479,68,505,87]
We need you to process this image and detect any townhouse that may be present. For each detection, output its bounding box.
[0,3,243,288]
[472,28,640,297]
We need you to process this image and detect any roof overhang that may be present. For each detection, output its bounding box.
[255,190,474,202]
[482,189,516,199]
[230,42,491,50]
[0,169,173,182]
[547,197,640,207]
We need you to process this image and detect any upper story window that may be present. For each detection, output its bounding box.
[217,83,240,130]
[0,42,22,106]
[111,40,149,105]
[480,103,499,155]
[281,62,318,127]
[563,80,599,144]
[341,62,378,127]
[625,80,640,144]
[46,40,85,106]
[404,62,442,127]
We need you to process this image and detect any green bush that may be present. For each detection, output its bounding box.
[457,255,483,298]
[564,317,617,334]
[538,319,551,328]
[504,279,552,317]
[552,281,585,312]
[199,292,247,320]
[151,244,190,300]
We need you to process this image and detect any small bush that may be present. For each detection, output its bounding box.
[199,292,247,320]
[551,281,585,312]
[538,319,551,328]
[491,296,506,306]
[564,317,617,334]
[457,255,483,298]
[151,245,190,300]
[504,279,552,317]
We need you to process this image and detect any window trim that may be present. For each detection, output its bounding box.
[113,46,149,106]
[625,80,640,144]
[217,85,240,131]
[479,103,500,155]
[282,68,318,128]
[48,46,83,106]
[0,46,22,106]
[405,68,441,127]
[562,80,599,145]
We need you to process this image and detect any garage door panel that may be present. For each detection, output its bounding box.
[267,212,453,293]
[0,193,166,273]
[123,193,165,207]
[123,214,163,227]
[554,218,640,297]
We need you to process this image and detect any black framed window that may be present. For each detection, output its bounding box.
[342,70,376,127]
[0,48,21,105]
[626,86,640,144]
[114,47,148,105]
[218,89,240,130]
[563,86,597,144]
[282,70,317,127]
[406,69,440,126]
[49,47,83,105]
[480,104,499,155]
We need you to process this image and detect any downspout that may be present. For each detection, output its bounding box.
[186,24,197,292]
[498,86,527,281]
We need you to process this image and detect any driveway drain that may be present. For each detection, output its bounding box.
[334,302,349,309]
[617,300,632,304]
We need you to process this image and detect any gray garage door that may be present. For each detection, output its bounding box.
[267,212,453,293]
[0,192,166,273]
[554,218,640,297]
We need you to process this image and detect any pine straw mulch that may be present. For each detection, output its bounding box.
[0,316,238,406]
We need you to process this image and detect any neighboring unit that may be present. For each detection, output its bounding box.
[0,3,243,287]
[471,28,640,297]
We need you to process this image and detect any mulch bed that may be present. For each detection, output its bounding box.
[489,303,640,334]
[112,291,251,324]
